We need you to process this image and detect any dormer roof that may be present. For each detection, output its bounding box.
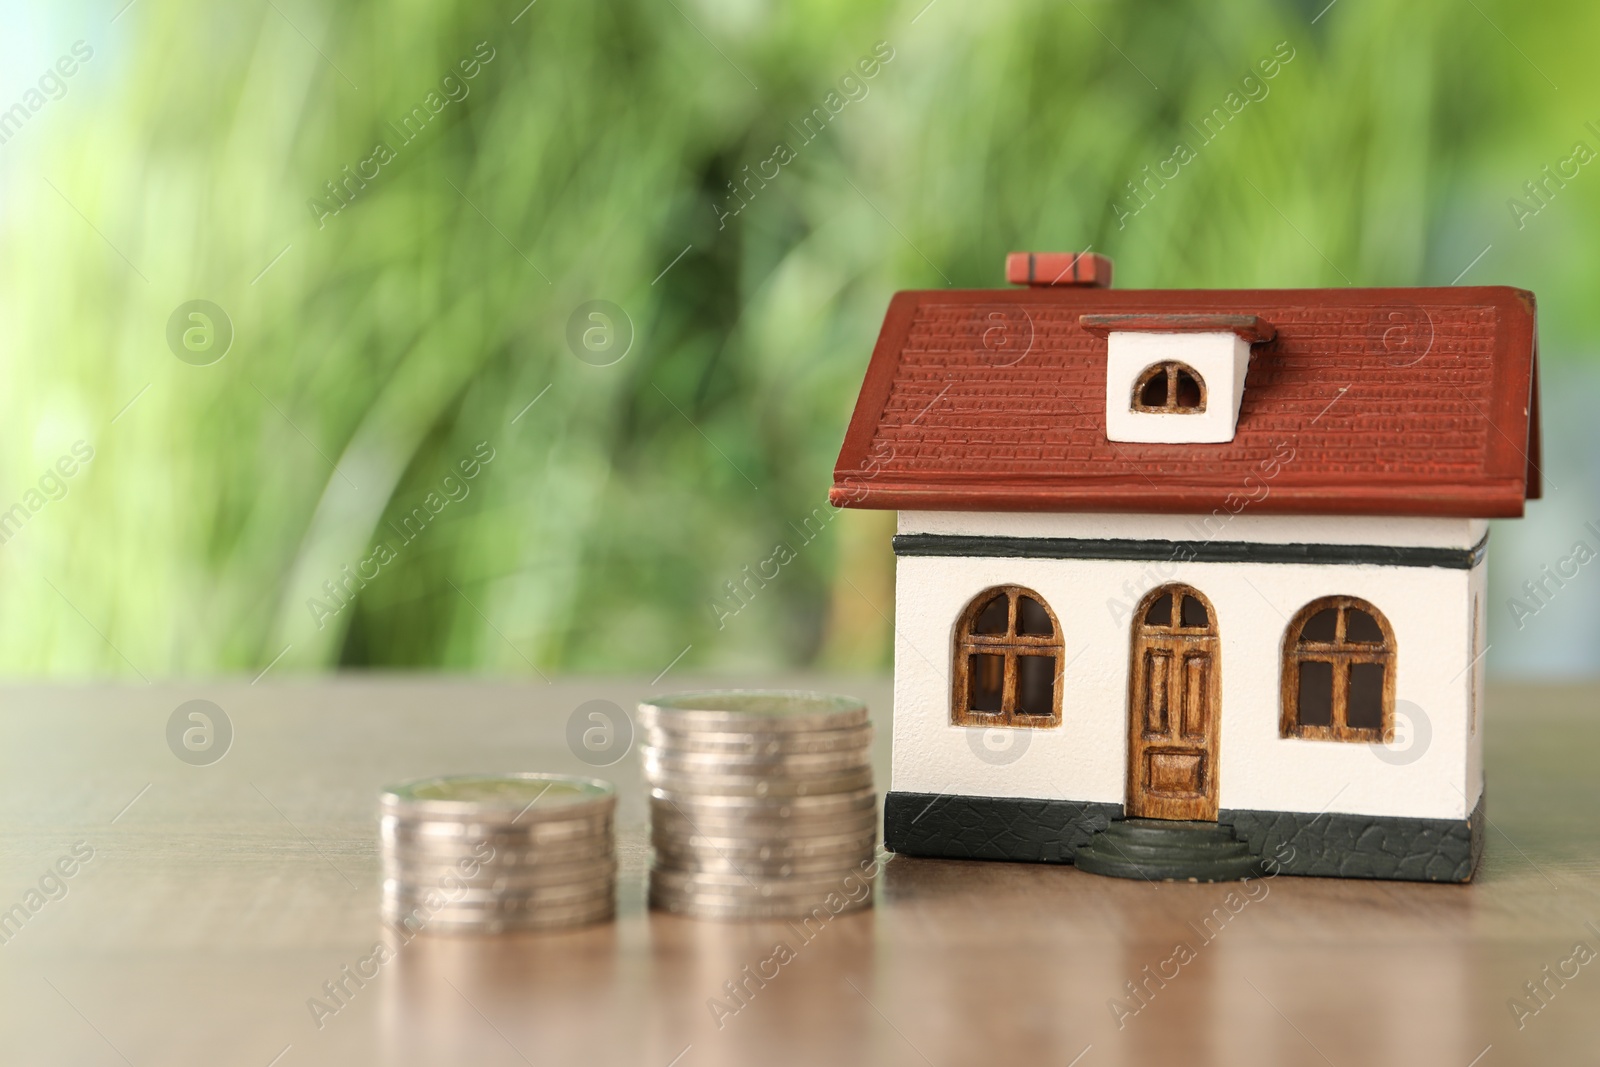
[829,259,1541,518]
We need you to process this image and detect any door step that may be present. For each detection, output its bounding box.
[1074,818,1265,882]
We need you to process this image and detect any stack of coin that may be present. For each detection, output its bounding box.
[379,773,616,934]
[641,691,877,920]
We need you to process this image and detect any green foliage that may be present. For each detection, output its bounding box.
[0,0,1589,676]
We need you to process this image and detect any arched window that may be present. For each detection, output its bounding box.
[1281,597,1396,742]
[1132,361,1206,413]
[951,586,1063,727]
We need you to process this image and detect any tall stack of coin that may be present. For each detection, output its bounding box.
[641,692,877,920]
[379,773,616,934]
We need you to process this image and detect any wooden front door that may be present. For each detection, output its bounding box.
[1127,584,1220,821]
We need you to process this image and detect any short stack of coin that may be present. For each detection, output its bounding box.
[641,691,877,920]
[379,773,616,934]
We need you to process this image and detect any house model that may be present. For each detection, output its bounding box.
[831,253,1540,882]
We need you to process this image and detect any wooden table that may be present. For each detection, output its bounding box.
[0,677,1595,1065]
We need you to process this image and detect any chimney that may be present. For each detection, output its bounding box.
[1005,252,1113,289]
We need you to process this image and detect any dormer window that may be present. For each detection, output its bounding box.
[1133,361,1206,413]
[1081,313,1275,444]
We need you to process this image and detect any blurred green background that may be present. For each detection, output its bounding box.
[0,0,1594,679]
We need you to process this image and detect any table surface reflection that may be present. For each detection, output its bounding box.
[0,676,1595,1066]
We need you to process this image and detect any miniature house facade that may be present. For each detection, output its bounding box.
[831,253,1540,882]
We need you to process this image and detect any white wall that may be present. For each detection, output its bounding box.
[901,510,1488,550]
[1466,560,1487,812]
[892,537,1482,822]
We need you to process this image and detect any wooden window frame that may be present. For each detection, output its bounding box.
[1137,585,1216,637]
[1280,595,1396,743]
[1131,361,1207,414]
[951,585,1064,728]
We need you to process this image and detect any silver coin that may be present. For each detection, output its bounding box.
[382,818,612,845]
[651,785,876,817]
[636,739,870,764]
[643,747,871,777]
[653,828,876,857]
[382,811,614,836]
[649,812,876,838]
[643,772,873,798]
[651,848,876,878]
[650,801,876,825]
[648,890,871,921]
[382,884,616,913]
[384,868,615,892]
[385,870,617,899]
[383,812,613,844]
[651,838,877,866]
[647,889,872,917]
[649,790,875,814]
[648,865,873,897]
[383,855,616,887]
[381,905,616,935]
[649,831,876,857]
[649,895,876,921]
[651,826,874,846]
[385,852,615,878]
[383,815,613,845]
[384,895,614,933]
[641,723,874,756]
[395,910,615,934]
[650,807,877,838]
[638,691,869,734]
[386,885,619,909]
[385,835,614,867]
[384,878,614,907]
[384,883,614,908]
[646,902,830,922]
[650,824,874,846]
[641,740,869,762]
[380,773,616,824]
[649,861,873,891]
[384,843,616,867]
[647,879,874,907]
[644,767,873,798]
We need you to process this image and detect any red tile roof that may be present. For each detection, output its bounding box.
[830,285,1540,518]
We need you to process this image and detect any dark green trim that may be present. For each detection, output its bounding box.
[1221,789,1484,883]
[1074,819,1266,882]
[884,790,1484,882]
[892,531,1489,570]
[884,792,1117,864]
